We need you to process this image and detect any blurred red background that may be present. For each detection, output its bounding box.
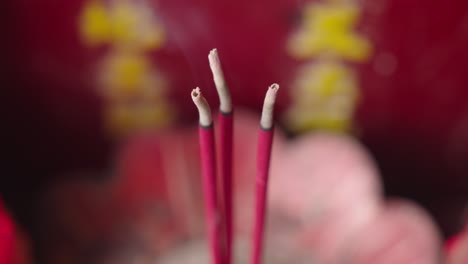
[2,0,468,262]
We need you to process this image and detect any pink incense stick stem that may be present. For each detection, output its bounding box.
[209,48,234,264]
[252,128,274,264]
[199,125,223,264]
[251,84,279,264]
[192,88,223,264]
[219,111,233,263]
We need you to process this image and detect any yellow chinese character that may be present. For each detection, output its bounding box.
[79,0,112,46]
[284,60,359,132]
[110,0,165,50]
[79,0,165,50]
[105,101,174,137]
[288,2,371,62]
[99,51,151,98]
[79,0,173,137]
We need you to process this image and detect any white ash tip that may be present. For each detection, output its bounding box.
[208,48,221,67]
[208,48,232,113]
[260,83,280,129]
[191,87,201,99]
[264,83,279,106]
[191,87,212,127]
[209,48,218,57]
[269,83,280,92]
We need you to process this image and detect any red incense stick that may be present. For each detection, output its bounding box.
[209,48,234,264]
[192,88,223,264]
[251,84,279,264]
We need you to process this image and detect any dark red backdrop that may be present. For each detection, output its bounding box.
[2,0,468,237]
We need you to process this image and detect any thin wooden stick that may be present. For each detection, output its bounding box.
[209,48,234,264]
[251,84,279,264]
[192,88,223,264]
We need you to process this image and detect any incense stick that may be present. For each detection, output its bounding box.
[209,49,232,113]
[251,84,279,264]
[192,88,223,264]
[209,48,234,264]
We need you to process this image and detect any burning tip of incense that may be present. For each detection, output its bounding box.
[208,48,232,113]
[208,49,221,70]
[192,87,201,98]
[209,48,218,57]
[269,83,280,92]
[260,83,279,130]
[265,83,279,106]
[191,88,213,127]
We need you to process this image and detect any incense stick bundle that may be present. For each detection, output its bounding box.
[209,48,234,264]
[251,84,279,264]
[194,49,279,264]
[192,88,223,264]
